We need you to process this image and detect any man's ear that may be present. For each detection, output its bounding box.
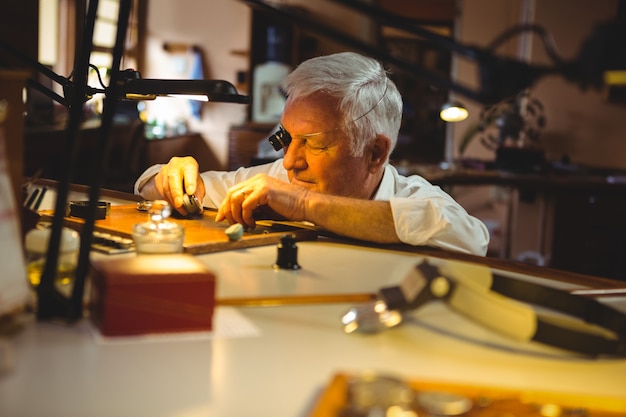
[368,134,391,173]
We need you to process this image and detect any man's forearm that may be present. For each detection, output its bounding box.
[304,194,401,244]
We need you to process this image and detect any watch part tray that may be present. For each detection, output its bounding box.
[308,373,626,417]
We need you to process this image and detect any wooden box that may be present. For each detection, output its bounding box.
[89,255,216,337]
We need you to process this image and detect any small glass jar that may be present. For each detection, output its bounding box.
[132,200,184,254]
[25,226,80,289]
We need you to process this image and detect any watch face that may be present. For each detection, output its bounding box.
[182,193,201,215]
[416,390,473,416]
[136,200,153,212]
[345,373,415,413]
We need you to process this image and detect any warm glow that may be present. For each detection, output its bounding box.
[168,94,210,102]
[440,102,469,122]
[39,0,58,65]
[605,70,626,85]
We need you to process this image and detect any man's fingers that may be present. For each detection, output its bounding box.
[168,171,185,209]
[182,164,198,195]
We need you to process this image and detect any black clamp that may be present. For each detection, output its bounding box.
[377,261,626,357]
[273,234,300,270]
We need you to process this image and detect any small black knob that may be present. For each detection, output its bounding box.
[273,234,300,270]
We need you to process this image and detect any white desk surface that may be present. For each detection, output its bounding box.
[2,239,626,417]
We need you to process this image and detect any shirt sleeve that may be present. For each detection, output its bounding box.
[134,164,164,195]
[379,166,490,256]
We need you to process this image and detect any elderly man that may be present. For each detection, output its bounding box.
[135,52,489,255]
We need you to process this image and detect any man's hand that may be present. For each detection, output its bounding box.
[153,156,206,215]
[215,174,309,229]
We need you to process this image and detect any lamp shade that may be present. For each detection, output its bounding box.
[120,78,249,104]
[440,101,469,122]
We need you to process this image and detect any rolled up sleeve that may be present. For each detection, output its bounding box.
[377,165,489,256]
[390,196,489,255]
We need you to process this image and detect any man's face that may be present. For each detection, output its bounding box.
[280,93,373,199]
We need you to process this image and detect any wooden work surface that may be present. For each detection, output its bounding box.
[308,373,626,417]
[40,204,318,254]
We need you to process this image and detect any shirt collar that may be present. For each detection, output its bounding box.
[372,164,395,200]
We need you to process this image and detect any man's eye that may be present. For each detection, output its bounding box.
[306,144,329,154]
[304,140,317,149]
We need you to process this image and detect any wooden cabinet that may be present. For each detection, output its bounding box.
[24,120,133,187]
[25,121,221,193]
[228,122,275,170]
[551,189,626,281]
[423,167,626,281]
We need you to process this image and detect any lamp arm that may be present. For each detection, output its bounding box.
[0,39,71,88]
[0,39,106,108]
[0,44,246,109]
[25,78,68,107]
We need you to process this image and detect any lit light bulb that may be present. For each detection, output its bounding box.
[440,101,469,122]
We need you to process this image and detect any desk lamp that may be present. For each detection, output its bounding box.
[0,44,248,108]
[1,0,248,322]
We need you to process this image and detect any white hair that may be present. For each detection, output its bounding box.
[283,52,403,159]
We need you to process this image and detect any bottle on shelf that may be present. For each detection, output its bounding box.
[252,25,291,123]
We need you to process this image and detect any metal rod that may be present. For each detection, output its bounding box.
[70,0,133,319]
[0,39,73,88]
[240,0,552,104]
[240,0,479,101]
[37,0,99,321]
[26,79,68,107]
[217,293,376,307]
[329,0,465,55]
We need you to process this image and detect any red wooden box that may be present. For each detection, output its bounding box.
[89,255,216,337]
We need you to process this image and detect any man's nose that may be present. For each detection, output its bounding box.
[282,141,307,170]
